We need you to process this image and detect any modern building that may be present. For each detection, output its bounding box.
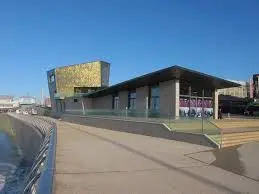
[47,60,110,112]
[218,80,249,98]
[52,64,239,119]
[19,96,37,105]
[0,95,19,112]
[253,74,259,100]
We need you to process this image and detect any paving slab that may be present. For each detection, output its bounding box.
[187,142,259,182]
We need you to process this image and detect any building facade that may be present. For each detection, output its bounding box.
[44,97,51,108]
[253,74,259,100]
[53,65,239,119]
[47,60,110,112]
[218,80,249,98]
[0,95,19,111]
[19,96,36,105]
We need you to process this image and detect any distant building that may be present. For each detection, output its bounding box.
[19,96,36,105]
[249,77,254,99]
[44,97,51,107]
[0,95,19,111]
[218,80,249,98]
[253,74,259,100]
[47,60,110,112]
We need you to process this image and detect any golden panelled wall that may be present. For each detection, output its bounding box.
[55,61,102,96]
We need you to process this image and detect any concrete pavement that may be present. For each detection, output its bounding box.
[53,119,259,194]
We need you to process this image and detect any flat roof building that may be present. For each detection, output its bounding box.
[218,80,249,98]
[19,96,36,105]
[0,95,19,111]
[47,60,110,112]
[50,63,239,119]
[253,74,259,100]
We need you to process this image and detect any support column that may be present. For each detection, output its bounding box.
[188,86,191,116]
[136,86,149,112]
[160,79,179,118]
[172,80,180,118]
[213,89,219,119]
[118,91,128,110]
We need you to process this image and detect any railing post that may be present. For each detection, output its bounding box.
[168,113,170,128]
[202,116,204,134]
[81,98,85,116]
[220,128,223,149]
[125,107,128,119]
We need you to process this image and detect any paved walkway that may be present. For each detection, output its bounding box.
[53,119,259,194]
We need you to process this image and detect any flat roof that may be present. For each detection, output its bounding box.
[56,60,109,70]
[85,65,240,98]
[0,95,14,100]
[47,60,110,74]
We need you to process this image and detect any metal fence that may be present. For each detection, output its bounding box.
[8,113,56,194]
[63,108,222,146]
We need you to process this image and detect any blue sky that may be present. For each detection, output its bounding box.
[0,0,258,99]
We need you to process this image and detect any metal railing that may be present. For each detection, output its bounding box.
[24,120,56,194]
[63,108,222,147]
[7,113,56,194]
[23,124,56,194]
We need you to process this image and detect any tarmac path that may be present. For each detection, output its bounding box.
[53,119,259,194]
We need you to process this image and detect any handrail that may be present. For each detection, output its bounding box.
[7,113,56,194]
[34,124,56,194]
[23,120,56,194]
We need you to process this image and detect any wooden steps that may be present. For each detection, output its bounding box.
[213,121,259,129]
[221,131,259,147]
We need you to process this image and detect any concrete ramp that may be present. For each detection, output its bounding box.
[59,114,217,148]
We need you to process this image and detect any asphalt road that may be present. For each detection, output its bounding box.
[53,119,259,194]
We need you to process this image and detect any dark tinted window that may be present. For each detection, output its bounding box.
[128,90,136,109]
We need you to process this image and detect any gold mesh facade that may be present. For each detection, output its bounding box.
[55,61,109,97]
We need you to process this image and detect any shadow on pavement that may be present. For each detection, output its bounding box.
[212,146,246,178]
[67,124,240,194]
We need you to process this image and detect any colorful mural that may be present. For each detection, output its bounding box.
[179,97,213,117]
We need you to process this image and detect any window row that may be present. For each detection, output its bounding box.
[112,85,160,110]
[111,85,214,110]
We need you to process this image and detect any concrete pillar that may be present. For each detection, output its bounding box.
[136,86,149,112]
[118,91,128,110]
[160,79,180,118]
[172,80,180,118]
[213,89,219,119]
[56,100,62,112]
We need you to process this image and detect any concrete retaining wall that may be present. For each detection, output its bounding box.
[59,114,216,148]
[9,116,43,164]
[0,113,56,193]
[0,114,44,164]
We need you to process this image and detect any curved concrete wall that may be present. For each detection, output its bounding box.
[0,113,45,164]
[7,115,44,164]
[1,113,56,194]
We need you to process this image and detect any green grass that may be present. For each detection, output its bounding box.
[208,134,221,145]
[166,119,222,146]
[167,119,220,135]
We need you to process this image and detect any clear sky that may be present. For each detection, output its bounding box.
[0,0,258,99]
